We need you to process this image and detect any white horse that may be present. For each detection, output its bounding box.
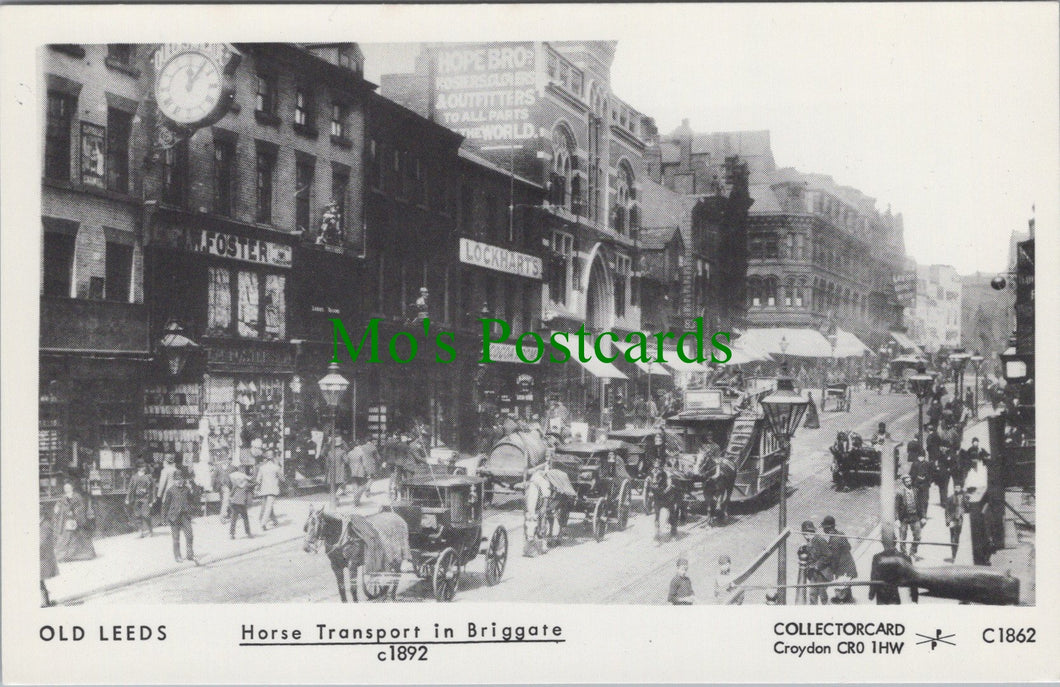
[523,469,571,556]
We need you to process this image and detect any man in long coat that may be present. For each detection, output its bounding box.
[801,521,833,605]
[822,515,857,603]
[343,438,378,506]
[126,461,156,537]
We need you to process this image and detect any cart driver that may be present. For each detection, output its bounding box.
[871,422,892,449]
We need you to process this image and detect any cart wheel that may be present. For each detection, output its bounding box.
[592,497,607,542]
[616,479,631,530]
[643,479,654,515]
[485,527,508,586]
[483,483,494,507]
[432,548,459,602]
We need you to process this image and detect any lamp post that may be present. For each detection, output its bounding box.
[970,352,984,417]
[159,320,199,377]
[318,362,349,509]
[821,332,837,409]
[760,368,810,605]
[909,368,935,442]
[948,350,970,403]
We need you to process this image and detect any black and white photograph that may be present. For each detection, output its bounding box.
[2,3,1057,684]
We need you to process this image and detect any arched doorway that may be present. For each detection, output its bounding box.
[585,249,614,332]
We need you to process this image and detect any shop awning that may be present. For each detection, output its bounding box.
[833,329,872,358]
[551,333,628,380]
[737,328,833,358]
[609,340,672,377]
[661,354,707,376]
[890,331,924,355]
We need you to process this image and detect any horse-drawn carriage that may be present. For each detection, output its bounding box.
[384,438,464,501]
[885,356,928,393]
[823,383,852,412]
[478,430,551,504]
[304,474,508,602]
[658,388,788,524]
[522,440,633,553]
[829,431,891,488]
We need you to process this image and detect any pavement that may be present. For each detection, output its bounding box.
[47,477,393,605]
[849,406,1035,605]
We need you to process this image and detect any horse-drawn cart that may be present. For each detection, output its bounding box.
[478,430,550,504]
[829,431,894,488]
[823,383,852,412]
[303,475,508,603]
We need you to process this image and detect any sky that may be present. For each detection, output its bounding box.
[360,3,1058,276]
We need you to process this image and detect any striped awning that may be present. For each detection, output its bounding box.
[609,340,672,377]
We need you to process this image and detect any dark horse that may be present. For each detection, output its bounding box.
[697,452,738,525]
[303,506,409,602]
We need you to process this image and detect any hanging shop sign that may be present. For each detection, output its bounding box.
[206,342,294,374]
[188,229,292,268]
[459,237,542,279]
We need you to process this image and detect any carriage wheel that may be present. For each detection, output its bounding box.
[356,565,390,602]
[485,527,508,586]
[592,498,607,542]
[642,479,654,515]
[616,480,631,530]
[432,548,459,602]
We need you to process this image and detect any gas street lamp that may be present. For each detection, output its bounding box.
[159,320,199,377]
[948,350,971,401]
[760,369,809,605]
[909,368,935,441]
[318,361,349,508]
[969,352,984,417]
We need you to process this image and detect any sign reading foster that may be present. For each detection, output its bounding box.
[459,237,542,279]
[190,229,292,268]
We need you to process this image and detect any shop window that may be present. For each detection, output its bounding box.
[45,91,76,181]
[295,157,315,234]
[207,267,232,335]
[104,241,132,303]
[264,274,286,339]
[237,271,260,338]
[106,108,132,193]
[42,230,76,298]
[505,282,518,330]
[161,140,188,207]
[256,145,276,223]
[213,136,235,216]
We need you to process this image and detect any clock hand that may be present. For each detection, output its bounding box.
[187,59,210,91]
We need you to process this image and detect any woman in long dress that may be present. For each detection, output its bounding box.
[53,481,96,562]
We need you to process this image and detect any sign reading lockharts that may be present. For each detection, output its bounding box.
[431,43,537,142]
[459,238,542,279]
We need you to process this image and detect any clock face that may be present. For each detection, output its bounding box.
[155,51,224,125]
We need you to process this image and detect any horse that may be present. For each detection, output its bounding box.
[303,506,410,602]
[696,451,737,525]
[523,469,573,556]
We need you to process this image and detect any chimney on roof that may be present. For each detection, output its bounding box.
[672,119,693,171]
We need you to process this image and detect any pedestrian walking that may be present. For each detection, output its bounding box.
[52,481,96,562]
[126,461,156,537]
[803,392,820,429]
[945,484,969,561]
[214,457,237,523]
[713,554,733,601]
[822,515,857,604]
[648,460,677,541]
[895,474,922,558]
[800,521,833,605]
[161,471,197,563]
[667,557,696,605]
[40,513,59,607]
[908,452,933,520]
[228,465,254,539]
[932,449,953,507]
[255,450,282,530]
[343,438,378,506]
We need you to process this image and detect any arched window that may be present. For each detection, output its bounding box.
[748,278,762,308]
[550,125,576,210]
[796,278,807,307]
[764,276,778,307]
[785,277,796,307]
[612,162,635,235]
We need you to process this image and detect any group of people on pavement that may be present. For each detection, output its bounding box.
[667,554,735,605]
[798,516,859,605]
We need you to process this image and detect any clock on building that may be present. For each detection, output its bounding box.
[153,44,237,129]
